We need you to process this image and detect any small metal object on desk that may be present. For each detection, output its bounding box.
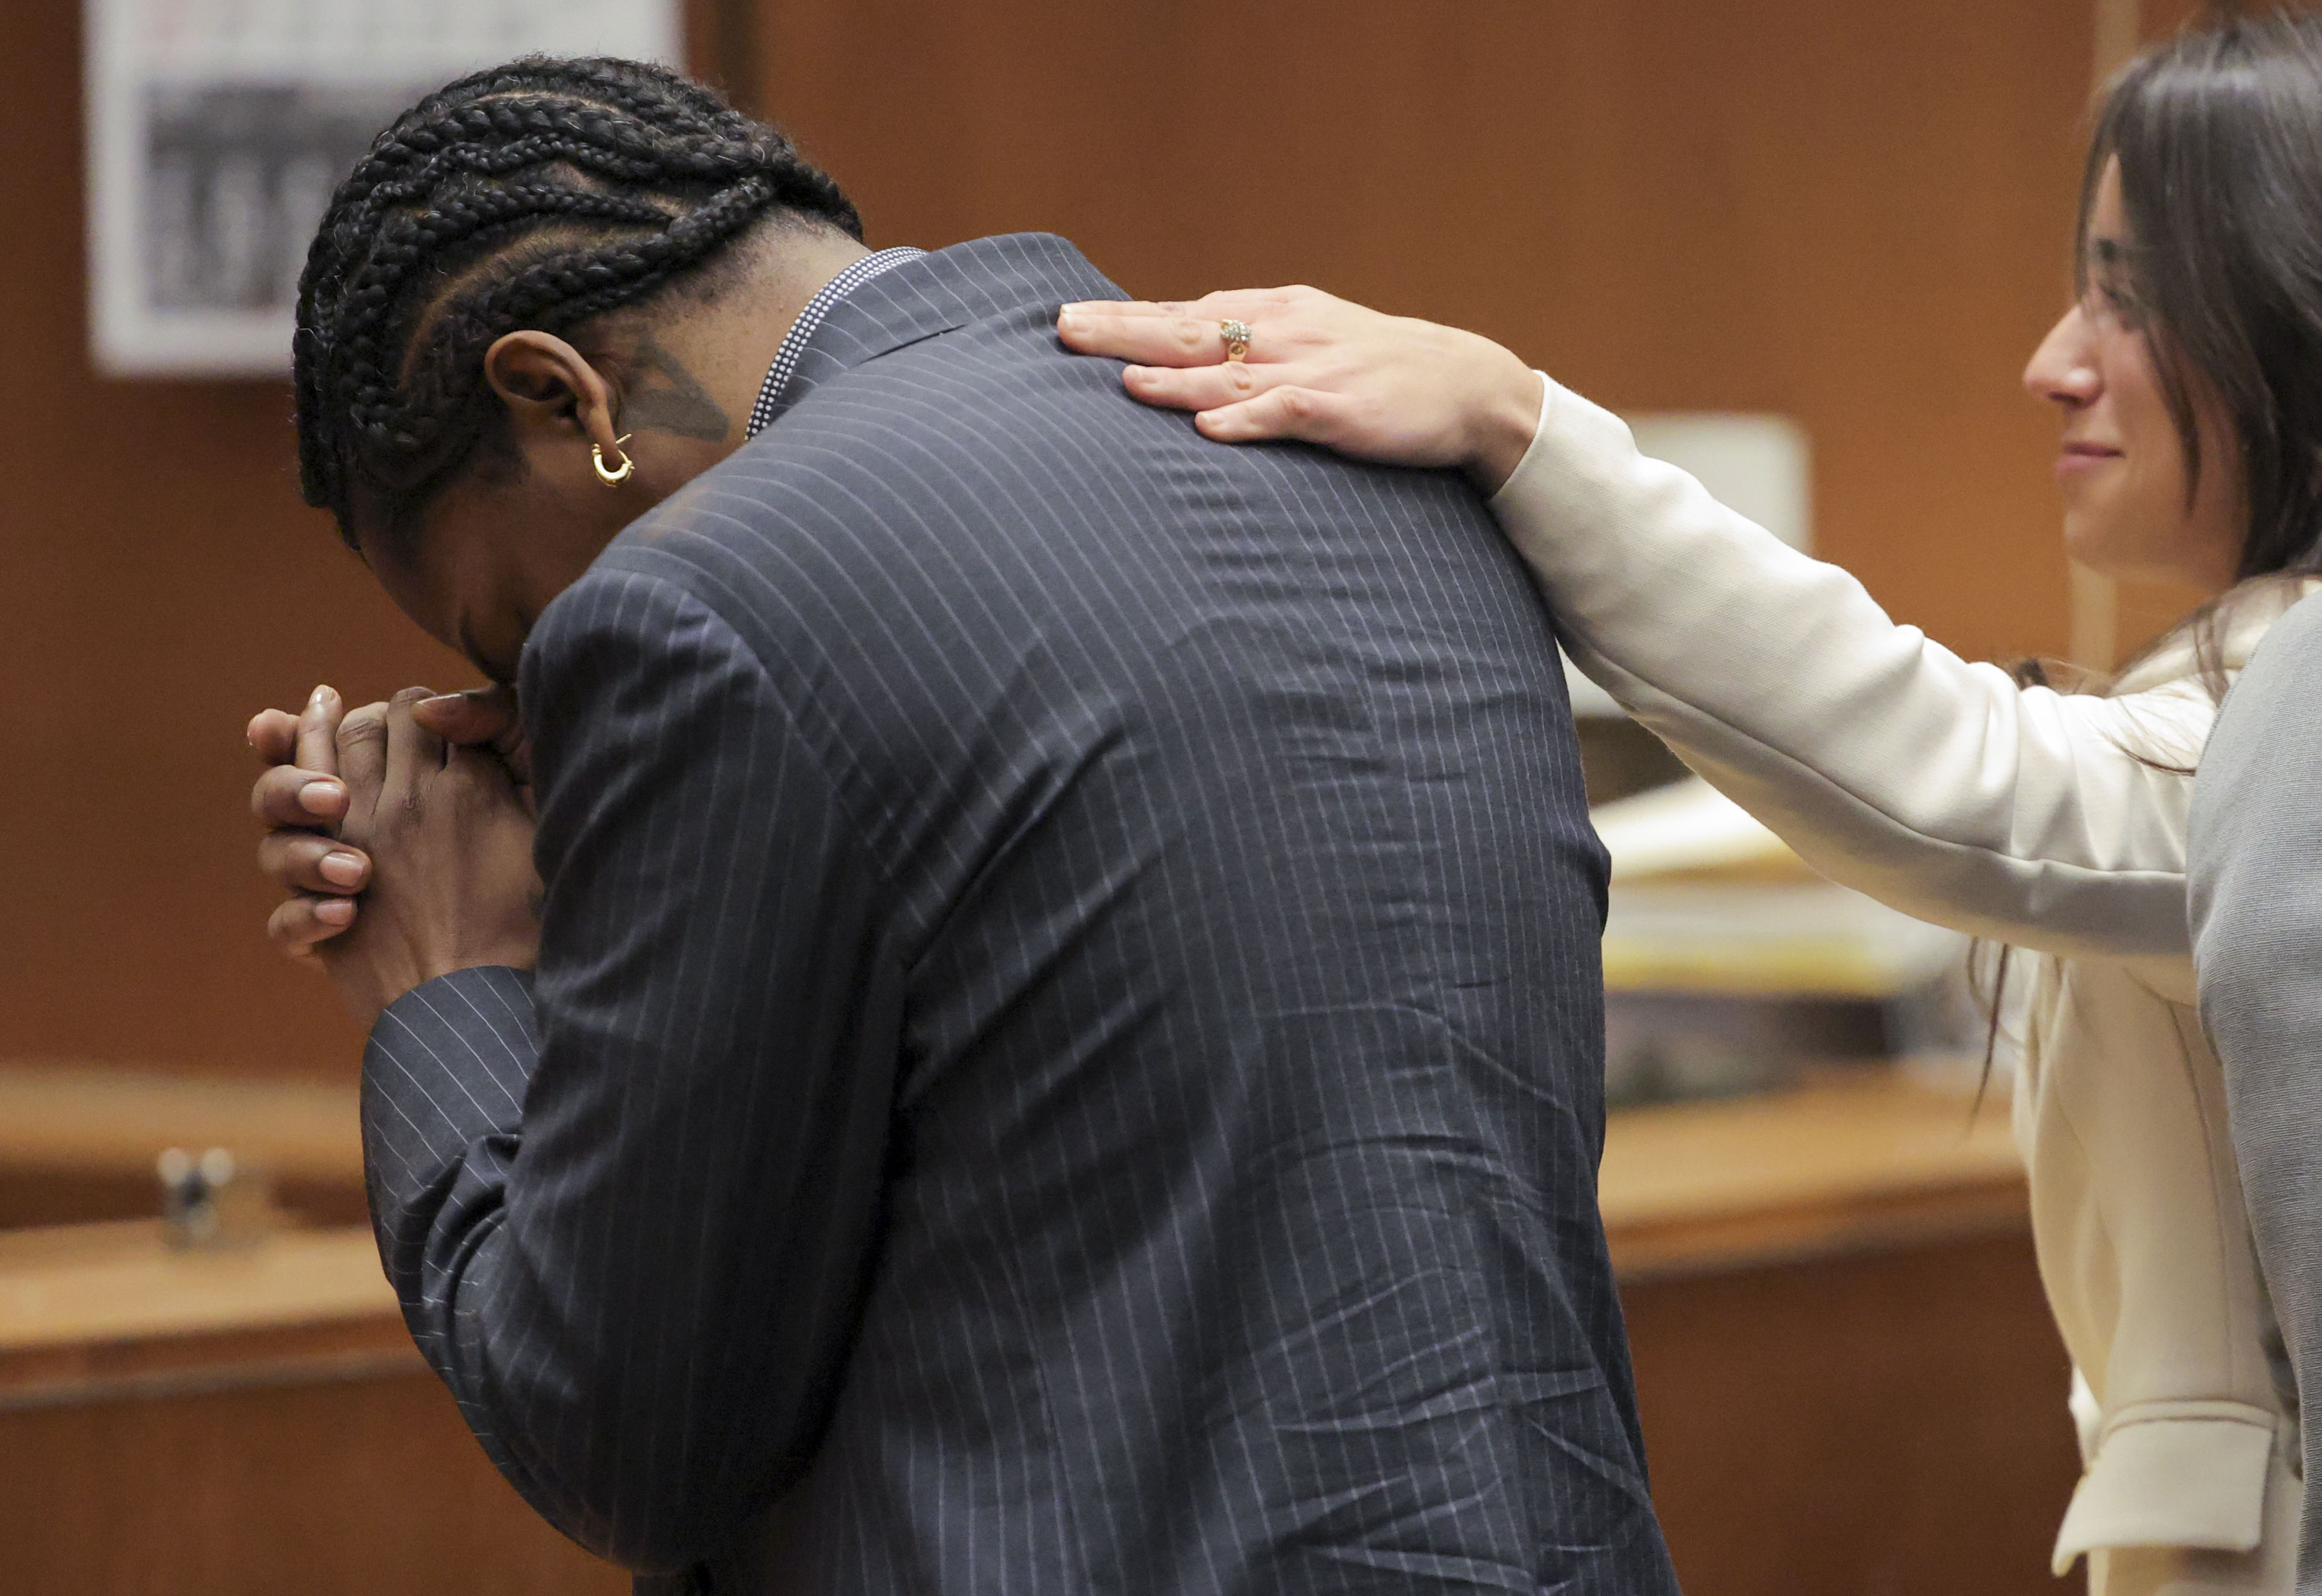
[157,1146,276,1250]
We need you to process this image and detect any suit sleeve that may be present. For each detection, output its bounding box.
[1492,374,2207,959]
[359,566,901,1572]
[2188,590,2322,1582]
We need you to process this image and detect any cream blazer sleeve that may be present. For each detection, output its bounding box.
[1493,374,2208,961]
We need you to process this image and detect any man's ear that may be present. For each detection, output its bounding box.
[481,331,626,461]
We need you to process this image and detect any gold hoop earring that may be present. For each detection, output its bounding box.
[591,433,635,487]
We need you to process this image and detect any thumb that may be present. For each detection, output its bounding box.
[412,684,517,746]
[412,685,530,785]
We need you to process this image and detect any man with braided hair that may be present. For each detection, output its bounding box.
[246,57,1676,1595]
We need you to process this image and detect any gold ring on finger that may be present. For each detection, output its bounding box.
[1219,319,1253,362]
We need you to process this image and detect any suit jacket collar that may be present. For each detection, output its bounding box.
[759,233,1125,428]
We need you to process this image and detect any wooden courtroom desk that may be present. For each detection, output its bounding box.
[1603,1068,2029,1278]
[1607,1072,2081,1596]
[0,1065,2069,1595]
[0,1221,626,1595]
[0,1066,625,1592]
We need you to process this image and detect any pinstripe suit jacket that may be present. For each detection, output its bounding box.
[362,233,1678,1594]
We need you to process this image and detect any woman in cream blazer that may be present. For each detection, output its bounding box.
[1060,15,2322,1595]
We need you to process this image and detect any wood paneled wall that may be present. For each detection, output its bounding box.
[4,2,2108,1080]
[753,0,2098,657]
[2,4,439,1080]
[0,5,731,1081]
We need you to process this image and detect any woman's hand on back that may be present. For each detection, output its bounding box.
[1056,286,1544,494]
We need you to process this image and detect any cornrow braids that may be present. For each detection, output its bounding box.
[293,57,861,548]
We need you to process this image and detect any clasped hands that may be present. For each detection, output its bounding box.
[247,683,542,1028]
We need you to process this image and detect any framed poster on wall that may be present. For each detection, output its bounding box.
[84,0,683,377]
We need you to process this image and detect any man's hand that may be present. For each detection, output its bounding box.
[249,685,365,956]
[408,683,533,791]
[320,688,541,1028]
[250,683,530,955]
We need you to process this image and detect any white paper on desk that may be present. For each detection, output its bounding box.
[1592,776,1795,882]
[1592,777,1970,999]
[85,0,683,377]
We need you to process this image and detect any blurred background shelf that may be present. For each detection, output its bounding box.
[0,1064,369,1231]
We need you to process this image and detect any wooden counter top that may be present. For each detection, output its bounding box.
[1601,1069,2027,1280]
[0,1221,396,1353]
[0,1222,410,1409]
[0,1065,2023,1406]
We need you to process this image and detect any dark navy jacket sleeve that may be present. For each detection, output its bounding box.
[359,566,901,1572]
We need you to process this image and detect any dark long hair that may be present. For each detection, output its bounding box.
[2085,8,2322,682]
[1976,9,2322,1098]
[292,57,861,551]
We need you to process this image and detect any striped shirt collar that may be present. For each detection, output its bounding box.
[745,246,927,439]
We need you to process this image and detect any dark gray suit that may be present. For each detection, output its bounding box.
[2190,587,2322,1593]
[362,233,1678,1594]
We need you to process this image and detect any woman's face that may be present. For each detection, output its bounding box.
[2022,159,2244,593]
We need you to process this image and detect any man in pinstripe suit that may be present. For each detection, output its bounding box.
[249,62,1678,1595]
